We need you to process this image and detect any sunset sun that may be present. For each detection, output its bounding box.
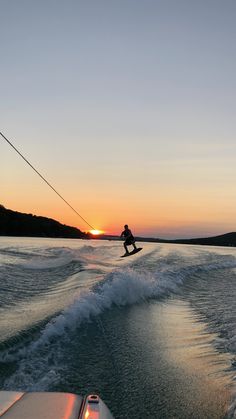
[89,229,104,235]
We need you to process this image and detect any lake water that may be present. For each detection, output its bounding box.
[1,237,236,418]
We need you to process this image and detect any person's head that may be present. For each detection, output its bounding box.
[124,224,128,229]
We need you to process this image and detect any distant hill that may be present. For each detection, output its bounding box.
[94,232,236,247]
[0,204,88,239]
[170,232,236,247]
[135,233,236,247]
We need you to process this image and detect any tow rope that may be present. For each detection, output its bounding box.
[1,131,95,231]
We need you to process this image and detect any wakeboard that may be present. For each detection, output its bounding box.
[121,248,143,258]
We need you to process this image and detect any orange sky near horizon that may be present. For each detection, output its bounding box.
[2,143,236,239]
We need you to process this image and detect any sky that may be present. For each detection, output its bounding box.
[1,0,236,238]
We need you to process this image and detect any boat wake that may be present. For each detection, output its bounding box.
[1,247,236,393]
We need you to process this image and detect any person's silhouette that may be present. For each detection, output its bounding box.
[120,224,137,255]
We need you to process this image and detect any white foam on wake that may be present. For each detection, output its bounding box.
[2,254,236,390]
[18,244,117,270]
[0,266,178,389]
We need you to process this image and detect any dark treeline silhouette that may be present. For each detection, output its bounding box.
[101,233,236,247]
[169,232,236,247]
[134,233,236,247]
[0,204,89,239]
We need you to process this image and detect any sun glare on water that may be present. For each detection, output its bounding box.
[89,229,104,235]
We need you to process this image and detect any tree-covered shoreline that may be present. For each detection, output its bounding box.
[0,205,88,239]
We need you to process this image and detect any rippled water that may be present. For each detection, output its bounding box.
[1,237,236,418]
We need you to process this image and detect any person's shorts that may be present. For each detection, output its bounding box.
[125,238,135,246]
